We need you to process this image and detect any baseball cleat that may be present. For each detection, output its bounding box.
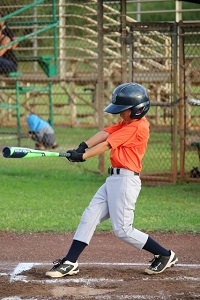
[144,250,178,275]
[45,259,79,278]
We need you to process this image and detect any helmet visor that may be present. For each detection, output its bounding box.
[104,103,133,114]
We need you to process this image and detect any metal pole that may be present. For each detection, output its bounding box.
[16,80,21,147]
[128,27,133,82]
[48,81,54,127]
[176,0,182,22]
[52,0,58,76]
[33,1,38,72]
[121,0,127,83]
[59,0,66,81]
[179,22,186,181]
[171,22,178,183]
[137,0,141,22]
[97,0,105,174]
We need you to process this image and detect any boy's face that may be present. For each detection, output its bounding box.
[119,109,133,123]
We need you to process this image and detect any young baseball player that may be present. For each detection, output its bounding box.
[46,82,178,277]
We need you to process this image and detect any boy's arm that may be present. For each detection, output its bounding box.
[75,130,110,153]
[83,141,111,159]
[67,130,111,163]
[85,130,110,148]
[0,36,12,56]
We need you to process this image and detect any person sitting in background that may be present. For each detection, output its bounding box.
[26,114,58,150]
[0,14,18,74]
[0,13,18,50]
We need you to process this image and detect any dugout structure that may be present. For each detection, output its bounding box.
[0,0,58,145]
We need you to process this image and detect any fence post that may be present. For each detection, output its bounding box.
[171,22,178,183]
[59,0,66,81]
[97,0,105,175]
[179,22,186,181]
[121,0,127,83]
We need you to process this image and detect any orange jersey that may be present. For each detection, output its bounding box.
[104,117,150,173]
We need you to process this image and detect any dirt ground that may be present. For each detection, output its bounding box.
[0,231,199,300]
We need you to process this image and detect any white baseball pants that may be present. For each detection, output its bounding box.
[74,168,148,249]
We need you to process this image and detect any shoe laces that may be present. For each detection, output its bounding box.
[52,258,65,269]
[149,255,161,267]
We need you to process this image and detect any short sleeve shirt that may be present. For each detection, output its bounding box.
[103,117,150,173]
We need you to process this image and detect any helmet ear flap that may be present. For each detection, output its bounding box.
[130,101,150,119]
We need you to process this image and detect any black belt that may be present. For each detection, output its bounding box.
[108,167,139,176]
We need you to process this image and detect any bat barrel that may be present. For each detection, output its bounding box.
[2,146,71,158]
[2,147,32,158]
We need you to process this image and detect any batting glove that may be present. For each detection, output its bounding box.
[75,142,88,153]
[66,150,85,162]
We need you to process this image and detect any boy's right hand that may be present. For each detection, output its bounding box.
[66,150,85,162]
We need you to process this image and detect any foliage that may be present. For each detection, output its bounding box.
[128,1,200,22]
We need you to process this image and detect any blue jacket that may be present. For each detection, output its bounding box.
[26,114,50,132]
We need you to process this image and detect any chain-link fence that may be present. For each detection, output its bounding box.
[179,23,200,182]
[125,21,200,182]
[0,0,58,141]
[0,0,199,183]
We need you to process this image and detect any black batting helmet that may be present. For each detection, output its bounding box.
[104,82,150,119]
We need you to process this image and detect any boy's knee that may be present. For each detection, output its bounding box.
[113,227,130,240]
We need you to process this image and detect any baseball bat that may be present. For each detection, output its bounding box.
[2,146,71,159]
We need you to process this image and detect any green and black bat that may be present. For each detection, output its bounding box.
[2,147,71,159]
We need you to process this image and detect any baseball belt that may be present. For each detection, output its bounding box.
[108,167,139,176]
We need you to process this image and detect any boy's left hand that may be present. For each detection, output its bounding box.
[66,150,85,162]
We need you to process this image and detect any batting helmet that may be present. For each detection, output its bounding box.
[104,82,150,119]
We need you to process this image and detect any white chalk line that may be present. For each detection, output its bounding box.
[5,262,200,284]
[2,261,200,278]
[4,262,200,277]
[3,261,200,269]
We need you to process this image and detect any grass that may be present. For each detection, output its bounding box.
[0,156,199,233]
[0,127,199,234]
